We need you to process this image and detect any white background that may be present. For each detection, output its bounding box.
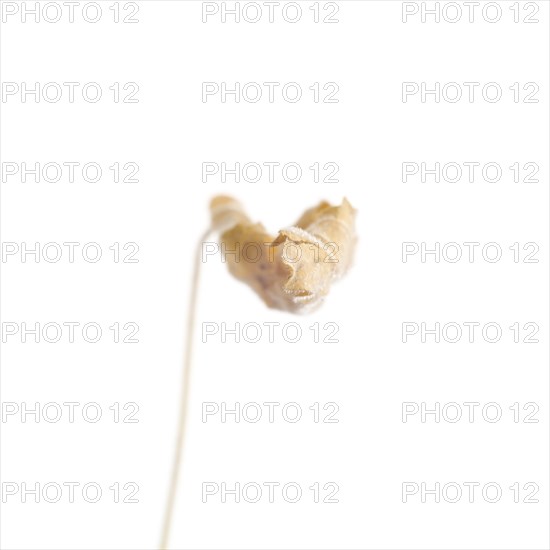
[1,1,549,549]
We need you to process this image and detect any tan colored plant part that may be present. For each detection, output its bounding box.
[210,195,357,312]
[160,196,357,549]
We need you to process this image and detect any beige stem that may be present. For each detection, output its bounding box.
[160,229,211,550]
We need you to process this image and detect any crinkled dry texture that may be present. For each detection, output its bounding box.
[210,195,356,313]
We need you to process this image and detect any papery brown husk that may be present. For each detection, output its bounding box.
[210,196,356,313]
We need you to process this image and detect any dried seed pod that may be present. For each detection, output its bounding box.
[160,196,357,549]
[210,195,356,313]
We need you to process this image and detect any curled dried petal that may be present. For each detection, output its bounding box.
[210,196,356,313]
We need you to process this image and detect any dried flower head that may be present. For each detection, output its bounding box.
[210,195,357,313]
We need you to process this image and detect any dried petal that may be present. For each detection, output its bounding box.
[210,196,356,313]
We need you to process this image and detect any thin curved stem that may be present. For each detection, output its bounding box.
[160,229,212,550]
